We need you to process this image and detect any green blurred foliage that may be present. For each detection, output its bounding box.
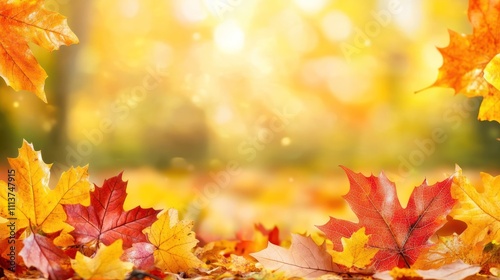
[0,0,498,177]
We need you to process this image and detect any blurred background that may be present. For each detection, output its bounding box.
[0,0,499,240]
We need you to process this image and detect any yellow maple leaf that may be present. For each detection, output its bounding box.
[330,227,378,269]
[0,0,79,102]
[0,140,91,236]
[146,208,203,273]
[417,167,500,269]
[389,267,423,280]
[72,239,133,280]
[413,234,484,269]
[481,54,500,121]
[451,167,500,246]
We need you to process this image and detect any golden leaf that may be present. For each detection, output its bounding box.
[72,239,133,279]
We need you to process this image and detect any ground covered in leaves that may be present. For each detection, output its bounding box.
[0,141,499,279]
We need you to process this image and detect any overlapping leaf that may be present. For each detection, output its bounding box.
[330,227,378,270]
[374,261,481,280]
[146,208,203,273]
[251,234,340,278]
[0,140,91,235]
[122,242,155,271]
[428,0,500,122]
[318,167,456,270]
[417,168,500,269]
[19,233,73,279]
[451,167,500,246]
[63,173,161,248]
[0,0,79,101]
[72,239,133,280]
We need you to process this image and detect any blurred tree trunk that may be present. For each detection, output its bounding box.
[48,0,91,165]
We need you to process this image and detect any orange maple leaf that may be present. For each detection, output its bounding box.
[428,0,500,122]
[0,0,79,102]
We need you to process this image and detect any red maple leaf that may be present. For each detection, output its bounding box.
[317,167,456,270]
[63,173,160,248]
[255,223,280,245]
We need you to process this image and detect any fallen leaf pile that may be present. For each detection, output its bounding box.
[0,141,499,279]
[252,167,500,279]
[0,141,201,279]
[1,0,500,279]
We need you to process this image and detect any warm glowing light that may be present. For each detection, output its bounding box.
[293,0,327,14]
[13,102,19,108]
[322,11,352,42]
[281,137,291,146]
[422,43,442,68]
[191,95,202,104]
[215,105,233,124]
[214,20,245,53]
[149,42,173,66]
[325,56,375,103]
[175,0,208,23]
[119,0,140,18]
[250,51,273,75]
[392,0,422,36]
[283,14,318,53]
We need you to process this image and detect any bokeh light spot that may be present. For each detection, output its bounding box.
[214,20,245,53]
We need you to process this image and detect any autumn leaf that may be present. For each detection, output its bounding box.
[0,0,79,101]
[417,261,481,280]
[317,166,456,270]
[482,54,500,120]
[63,173,160,248]
[0,228,25,274]
[330,227,378,270]
[122,242,155,271]
[251,234,340,278]
[374,261,481,280]
[146,208,203,273]
[0,140,91,235]
[373,267,423,280]
[418,168,500,269]
[451,167,500,247]
[72,239,133,280]
[235,224,281,256]
[414,234,471,269]
[427,0,500,122]
[19,233,73,280]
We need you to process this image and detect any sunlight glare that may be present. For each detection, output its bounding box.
[293,0,327,14]
[119,0,140,18]
[326,56,374,103]
[215,105,233,124]
[322,11,352,42]
[391,0,422,36]
[175,0,208,23]
[214,20,245,54]
[281,137,291,146]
